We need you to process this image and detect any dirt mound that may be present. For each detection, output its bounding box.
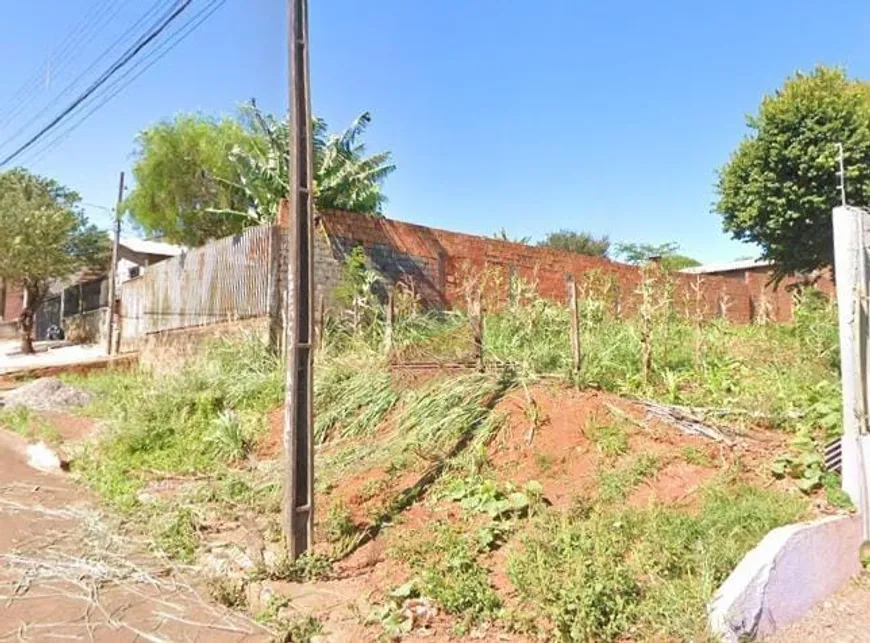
[2,377,92,411]
[485,385,741,509]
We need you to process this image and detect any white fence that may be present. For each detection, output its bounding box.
[120,226,278,341]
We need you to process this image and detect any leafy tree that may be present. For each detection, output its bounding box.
[716,66,870,277]
[0,169,108,353]
[538,230,610,257]
[614,241,700,271]
[125,114,254,246]
[226,102,395,224]
[126,104,395,246]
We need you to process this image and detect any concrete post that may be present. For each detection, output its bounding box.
[832,206,870,517]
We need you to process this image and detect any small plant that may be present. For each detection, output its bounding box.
[206,575,247,609]
[535,453,555,473]
[588,422,629,457]
[266,551,333,582]
[0,407,62,443]
[442,476,543,519]
[681,445,712,467]
[597,454,660,504]
[771,431,825,493]
[154,507,200,562]
[822,472,854,510]
[206,410,251,462]
[394,522,502,622]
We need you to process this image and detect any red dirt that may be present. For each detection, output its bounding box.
[37,410,97,442]
[485,385,743,510]
[257,408,284,458]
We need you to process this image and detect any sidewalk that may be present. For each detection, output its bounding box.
[0,340,107,375]
[0,427,271,641]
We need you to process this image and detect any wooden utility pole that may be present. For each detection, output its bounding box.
[283,0,315,559]
[105,171,124,355]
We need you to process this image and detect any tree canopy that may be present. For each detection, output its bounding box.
[126,104,395,246]
[614,241,700,271]
[124,115,253,247]
[716,66,870,277]
[538,230,610,257]
[0,169,108,352]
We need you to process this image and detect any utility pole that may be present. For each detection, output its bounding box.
[105,171,124,355]
[283,0,315,559]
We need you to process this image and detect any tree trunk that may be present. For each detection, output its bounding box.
[18,284,37,355]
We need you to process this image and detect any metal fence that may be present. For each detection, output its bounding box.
[120,225,277,340]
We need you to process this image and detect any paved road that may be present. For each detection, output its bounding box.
[0,429,271,642]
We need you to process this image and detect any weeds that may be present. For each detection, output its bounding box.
[588,422,629,457]
[394,521,501,622]
[597,454,660,504]
[508,482,808,641]
[0,407,61,443]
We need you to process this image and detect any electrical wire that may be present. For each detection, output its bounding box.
[18,0,228,168]
[0,0,195,168]
[0,0,177,155]
[0,0,125,130]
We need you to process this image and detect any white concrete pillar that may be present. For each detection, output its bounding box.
[832,206,870,512]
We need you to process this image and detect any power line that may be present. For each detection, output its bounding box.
[0,0,194,168]
[0,0,176,154]
[0,0,123,130]
[18,0,227,168]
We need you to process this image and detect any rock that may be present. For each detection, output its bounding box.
[26,442,63,473]
[4,378,91,411]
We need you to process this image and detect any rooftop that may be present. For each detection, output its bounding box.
[680,258,771,275]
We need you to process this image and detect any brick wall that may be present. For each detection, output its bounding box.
[268,205,836,326]
[311,209,822,323]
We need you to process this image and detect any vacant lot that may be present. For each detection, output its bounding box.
[3,272,849,641]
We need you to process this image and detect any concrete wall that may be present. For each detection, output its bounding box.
[134,316,269,372]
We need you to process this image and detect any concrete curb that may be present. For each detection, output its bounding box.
[708,514,861,642]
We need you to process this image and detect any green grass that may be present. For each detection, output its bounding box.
[392,521,502,624]
[0,407,62,444]
[507,482,809,642]
[597,454,660,504]
[588,422,629,457]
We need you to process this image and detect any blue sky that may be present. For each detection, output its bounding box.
[2,1,870,262]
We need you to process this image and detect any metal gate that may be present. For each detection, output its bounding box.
[35,295,61,340]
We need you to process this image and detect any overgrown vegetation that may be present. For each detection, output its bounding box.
[62,258,844,640]
[508,482,808,641]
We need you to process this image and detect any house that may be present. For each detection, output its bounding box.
[116,236,185,283]
[0,237,184,342]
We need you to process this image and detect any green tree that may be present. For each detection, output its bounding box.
[716,66,870,277]
[614,241,700,270]
[538,230,610,257]
[125,114,253,246]
[227,102,395,224]
[125,104,395,246]
[0,169,108,353]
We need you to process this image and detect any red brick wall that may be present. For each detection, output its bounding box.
[307,208,830,324]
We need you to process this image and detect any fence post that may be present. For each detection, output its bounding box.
[383,288,394,355]
[472,289,484,371]
[832,205,870,523]
[568,277,581,373]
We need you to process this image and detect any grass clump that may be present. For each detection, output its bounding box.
[314,358,398,444]
[508,482,808,641]
[588,422,629,457]
[597,454,660,504]
[394,521,502,623]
